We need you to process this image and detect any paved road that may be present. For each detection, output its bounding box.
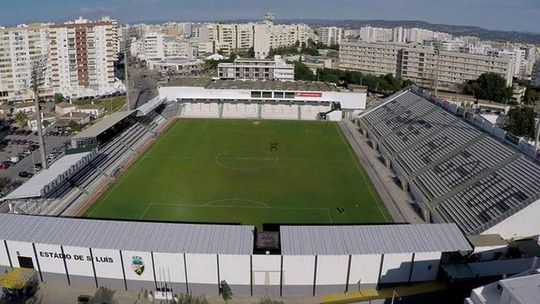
[339,120,424,224]
[126,59,159,110]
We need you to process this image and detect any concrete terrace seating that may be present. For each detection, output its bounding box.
[380,109,457,155]
[358,88,540,235]
[222,103,258,119]
[394,120,481,175]
[261,103,298,120]
[413,137,517,201]
[437,157,540,234]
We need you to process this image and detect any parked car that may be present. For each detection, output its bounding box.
[18,171,33,178]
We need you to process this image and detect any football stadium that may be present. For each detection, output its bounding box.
[86,119,390,226]
[0,79,539,298]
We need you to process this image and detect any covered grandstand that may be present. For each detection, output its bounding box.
[357,86,540,238]
[159,78,366,121]
[1,98,169,216]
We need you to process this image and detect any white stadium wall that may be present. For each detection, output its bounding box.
[410,252,441,282]
[185,253,219,294]
[379,253,414,284]
[315,255,349,295]
[0,241,454,297]
[251,255,281,296]
[482,198,540,239]
[282,255,315,296]
[348,254,382,288]
[218,255,251,294]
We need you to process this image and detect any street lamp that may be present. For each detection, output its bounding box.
[30,55,49,170]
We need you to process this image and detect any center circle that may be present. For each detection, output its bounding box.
[216,149,279,170]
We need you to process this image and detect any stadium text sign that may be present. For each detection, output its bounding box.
[39,251,114,263]
[295,92,322,98]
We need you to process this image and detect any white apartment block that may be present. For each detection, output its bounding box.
[48,17,119,99]
[359,26,393,43]
[342,26,453,44]
[0,23,52,102]
[141,32,165,59]
[318,26,343,46]
[217,55,294,81]
[253,22,314,59]
[196,23,254,55]
[339,41,513,92]
[0,17,120,102]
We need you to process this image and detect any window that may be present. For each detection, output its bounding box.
[251,91,261,98]
[262,91,272,98]
[285,92,295,99]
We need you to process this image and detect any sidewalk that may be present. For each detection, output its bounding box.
[4,283,320,304]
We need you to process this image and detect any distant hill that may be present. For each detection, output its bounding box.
[214,18,540,45]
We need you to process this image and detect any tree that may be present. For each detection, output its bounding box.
[464,73,513,102]
[506,106,536,138]
[14,111,28,127]
[53,93,65,103]
[42,120,50,128]
[294,62,315,81]
[219,280,233,303]
[524,87,540,105]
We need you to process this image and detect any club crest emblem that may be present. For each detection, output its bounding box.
[131,256,145,276]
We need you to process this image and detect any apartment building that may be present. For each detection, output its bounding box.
[339,41,402,76]
[253,22,314,59]
[318,26,343,46]
[48,17,119,99]
[217,55,294,81]
[339,41,513,92]
[0,23,52,102]
[0,17,120,102]
[196,23,254,55]
[532,60,540,89]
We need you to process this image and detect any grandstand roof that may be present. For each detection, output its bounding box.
[135,96,165,117]
[0,214,255,255]
[280,223,472,255]
[161,78,340,92]
[207,79,340,92]
[72,110,135,140]
[358,88,540,235]
[1,152,93,201]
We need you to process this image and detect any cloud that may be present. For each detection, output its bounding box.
[78,5,117,15]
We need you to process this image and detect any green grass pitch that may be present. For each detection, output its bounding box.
[86,119,391,227]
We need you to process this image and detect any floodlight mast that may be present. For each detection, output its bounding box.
[31,56,49,170]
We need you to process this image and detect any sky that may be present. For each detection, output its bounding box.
[1,0,539,33]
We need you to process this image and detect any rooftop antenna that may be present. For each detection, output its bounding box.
[30,55,49,170]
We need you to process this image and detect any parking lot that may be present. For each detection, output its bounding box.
[0,134,70,194]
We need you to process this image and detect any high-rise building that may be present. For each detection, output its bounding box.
[0,17,120,102]
[253,15,314,59]
[339,41,513,92]
[0,23,52,102]
[532,60,540,89]
[318,26,343,46]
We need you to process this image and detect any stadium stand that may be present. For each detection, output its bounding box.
[159,78,366,121]
[1,104,169,216]
[357,87,540,236]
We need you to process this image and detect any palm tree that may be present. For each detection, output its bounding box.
[14,111,28,127]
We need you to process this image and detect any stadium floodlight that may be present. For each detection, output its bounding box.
[30,55,49,170]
